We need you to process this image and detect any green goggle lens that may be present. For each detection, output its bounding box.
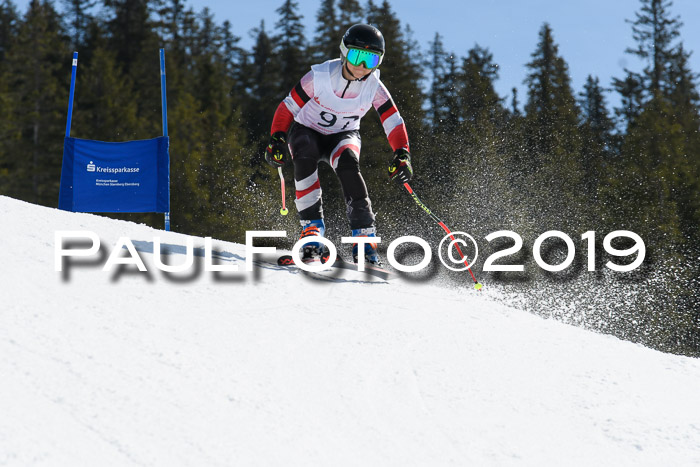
[346,48,382,69]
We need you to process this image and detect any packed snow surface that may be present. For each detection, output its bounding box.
[1,195,699,466]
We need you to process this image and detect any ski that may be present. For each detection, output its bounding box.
[276,254,393,281]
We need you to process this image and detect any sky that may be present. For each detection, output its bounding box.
[14,0,700,110]
[187,0,700,110]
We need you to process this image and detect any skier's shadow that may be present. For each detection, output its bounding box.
[59,238,109,282]
[390,244,441,282]
[114,240,248,284]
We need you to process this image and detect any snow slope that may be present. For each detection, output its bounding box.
[1,195,699,466]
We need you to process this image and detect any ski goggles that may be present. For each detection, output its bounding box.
[345,47,383,69]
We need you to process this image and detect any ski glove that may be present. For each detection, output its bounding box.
[265,131,289,168]
[388,148,413,184]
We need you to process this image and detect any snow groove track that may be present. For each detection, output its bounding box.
[1,195,700,466]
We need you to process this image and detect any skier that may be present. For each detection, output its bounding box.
[264,23,413,265]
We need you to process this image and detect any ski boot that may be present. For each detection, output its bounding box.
[351,226,381,266]
[299,219,327,262]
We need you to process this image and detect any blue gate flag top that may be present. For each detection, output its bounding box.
[59,136,170,213]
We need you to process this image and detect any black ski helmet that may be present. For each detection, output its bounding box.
[340,24,385,66]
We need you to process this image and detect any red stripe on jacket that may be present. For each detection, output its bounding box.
[379,105,398,124]
[387,124,409,152]
[271,102,295,135]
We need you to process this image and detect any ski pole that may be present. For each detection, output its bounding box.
[403,182,483,290]
[278,167,288,216]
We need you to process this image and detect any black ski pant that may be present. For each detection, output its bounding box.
[288,124,375,230]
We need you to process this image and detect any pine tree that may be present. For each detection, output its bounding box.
[523,23,585,231]
[61,0,95,50]
[422,33,456,208]
[427,32,449,131]
[156,0,195,106]
[665,43,700,236]
[2,0,69,205]
[578,75,615,197]
[220,20,246,114]
[504,85,527,201]
[524,23,581,159]
[449,45,516,235]
[626,0,682,96]
[338,0,363,27]
[220,20,243,72]
[579,76,614,148]
[103,0,161,132]
[524,24,580,143]
[0,0,19,189]
[667,43,700,111]
[442,53,460,133]
[71,47,140,141]
[0,50,16,191]
[510,87,521,116]
[0,0,19,61]
[612,70,645,131]
[459,44,503,127]
[273,0,307,97]
[617,96,685,243]
[243,20,279,145]
[604,0,700,355]
[190,7,227,119]
[312,0,339,62]
[611,0,698,241]
[102,0,154,73]
[157,0,185,45]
